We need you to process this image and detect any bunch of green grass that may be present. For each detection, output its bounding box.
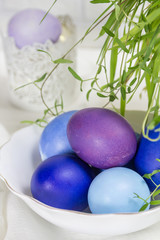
[18,0,160,137]
[45,1,160,133]
[84,0,160,122]
[66,0,160,141]
[84,0,160,141]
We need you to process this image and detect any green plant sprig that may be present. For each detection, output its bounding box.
[17,1,160,137]
[22,0,160,137]
[20,95,64,128]
[134,167,160,211]
[86,1,160,120]
[15,73,47,91]
[16,0,136,118]
[36,0,129,117]
[40,0,58,24]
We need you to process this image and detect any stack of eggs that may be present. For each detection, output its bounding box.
[4,9,78,111]
[31,107,151,214]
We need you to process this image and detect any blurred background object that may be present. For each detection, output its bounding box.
[1,1,79,111]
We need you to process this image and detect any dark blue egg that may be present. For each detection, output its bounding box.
[30,154,94,211]
[39,111,77,161]
[135,124,160,191]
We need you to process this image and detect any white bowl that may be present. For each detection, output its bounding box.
[0,125,160,236]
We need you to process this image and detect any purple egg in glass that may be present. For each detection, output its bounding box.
[8,8,62,48]
[31,154,94,211]
[67,108,137,169]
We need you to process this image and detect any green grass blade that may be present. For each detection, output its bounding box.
[110,38,118,84]
[115,38,129,53]
[90,0,110,3]
[40,0,58,24]
[68,67,83,81]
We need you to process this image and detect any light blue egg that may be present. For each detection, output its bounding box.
[88,167,150,214]
[39,110,77,161]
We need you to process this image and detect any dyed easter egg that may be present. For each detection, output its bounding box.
[31,154,94,211]
[39,110,77,161]
[88,167,150,214]
[8,8,62,48]
[67,108,137,169]
[135,123,160,191]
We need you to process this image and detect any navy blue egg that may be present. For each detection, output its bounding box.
[30,154,94,211]
[135,123,160,191]
[39,111,77,161]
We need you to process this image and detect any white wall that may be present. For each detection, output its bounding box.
[1,0,105,22]
[0,0,106,47]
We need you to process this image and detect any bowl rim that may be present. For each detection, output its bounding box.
[1,173,159,218]
[0,125,160,218]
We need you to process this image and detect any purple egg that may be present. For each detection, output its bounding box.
[8,8,62,48]
[67,108,137,169]
[31,154,94,211]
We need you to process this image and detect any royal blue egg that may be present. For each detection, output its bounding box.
[31,154,94,211]
[39,110,77,161]
[8,8,62,48]
[88,167,150,214]
[135,123,160,191]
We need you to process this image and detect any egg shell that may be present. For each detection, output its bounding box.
[135,123,160,191]
[88,167,150,214]
[31,154,94,211]
[67,108,137,169]
[95,131,141,172]
[8,8,62,48]
[39,110,77,161]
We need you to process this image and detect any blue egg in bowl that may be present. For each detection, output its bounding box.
[0,121,160,236]
[39,110,77,161]
[88,167,150,214]
[31,154,94,211]
[135,123,160,191]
